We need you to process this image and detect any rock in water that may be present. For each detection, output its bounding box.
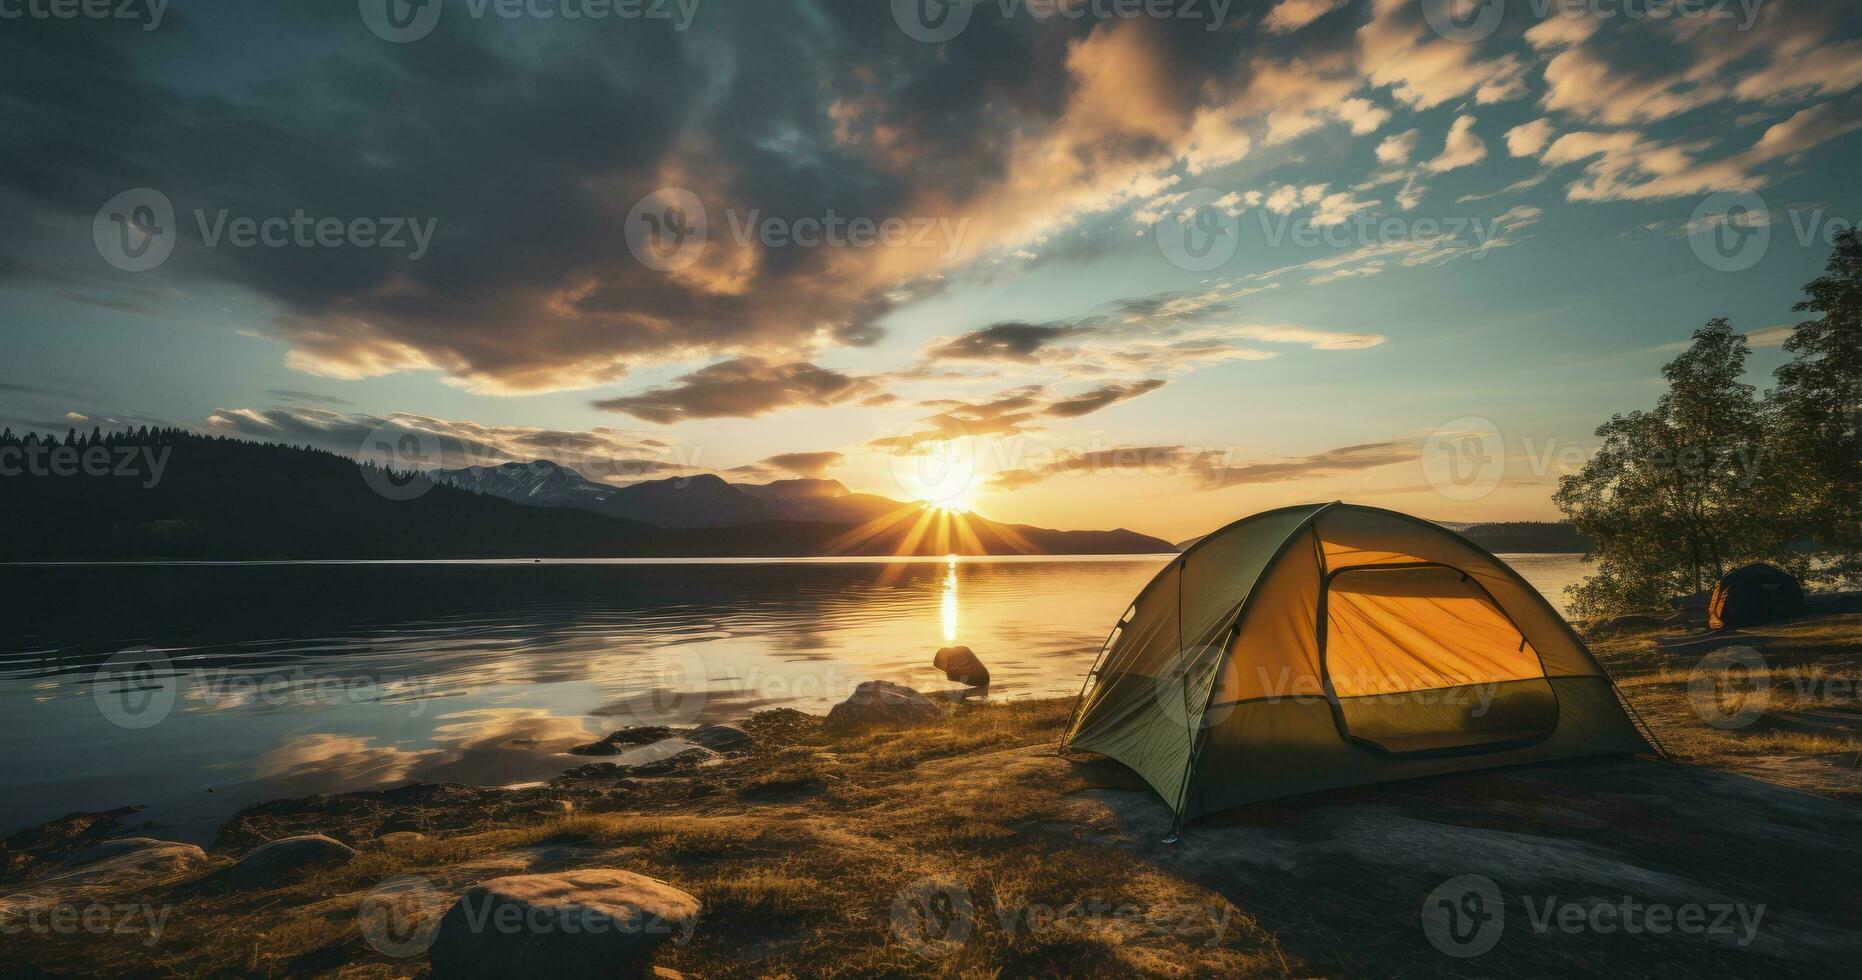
[219,834,355,889]
[824,680,941,732]
[428,869,700,979]
[932,645,990,686]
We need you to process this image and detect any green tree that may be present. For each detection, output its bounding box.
[1556,319,1773,618]
[1766,229,1862,584]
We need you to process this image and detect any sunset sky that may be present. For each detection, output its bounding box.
[3,0,1859,541]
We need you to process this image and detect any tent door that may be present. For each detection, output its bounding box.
[1318,563,1560,758]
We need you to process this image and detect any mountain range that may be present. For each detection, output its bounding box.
[0,431,1173,560]
[433,461,906,529]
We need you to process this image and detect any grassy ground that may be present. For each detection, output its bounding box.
[1591,612,1862,797]
[5,614,1859,977]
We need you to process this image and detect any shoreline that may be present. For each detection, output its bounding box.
[6,612,1859,975]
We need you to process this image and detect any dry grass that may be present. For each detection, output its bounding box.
[1588,612,1862,787]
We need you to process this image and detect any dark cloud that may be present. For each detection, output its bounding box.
[201,407,690,481]
[592,358,884,425]
[987,438,1419,492]
[758,451,845,478]
[923,322,1094,362]
[1190,439,1420,489]
[1044,379,1166,418]
[0,4,1324,393]
[266,389,352,407]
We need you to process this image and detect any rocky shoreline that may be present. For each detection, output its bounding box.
[5,624,1859,977]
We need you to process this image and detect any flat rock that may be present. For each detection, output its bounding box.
[824,680,941,732]
[932,645,990,686]
[2,839,207,913]
[628,747,719,777]
[428,869,700,979]
[685,724,750,752]
[218,834,355,889]
[569,726,675,756]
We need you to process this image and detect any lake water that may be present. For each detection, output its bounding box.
[0,554,1589,840]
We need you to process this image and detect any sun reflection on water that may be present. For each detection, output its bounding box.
[941,556,958,644]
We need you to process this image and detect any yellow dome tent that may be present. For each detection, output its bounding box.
[1062,503,1658,833]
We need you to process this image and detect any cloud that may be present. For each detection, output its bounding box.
[1506,119,1556,158]
[593,358,884,424]
[1191,438,1420,489]
[1426,116,1488,173]
[1357,0,1527,109]
[757,451,845,478]
[266,389,353,407]
[1044,379,1168,418]
[1228,325,1385,350]
[1376,129,1419,165]
[923,322,1093,363]
[987,437,1421,492]
[1262,0,1345,34]
[201,407,694,482]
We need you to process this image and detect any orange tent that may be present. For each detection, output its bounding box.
[1063,503,1655,830]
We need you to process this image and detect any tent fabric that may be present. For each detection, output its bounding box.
[1064,502,1652,823]
[1709,563,1806,630]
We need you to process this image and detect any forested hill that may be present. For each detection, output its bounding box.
[0,429,1171,560]
[0,427,669,560]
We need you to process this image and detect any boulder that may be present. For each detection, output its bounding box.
[628,747,719,777]
[685,724,750,752]
[569,726,674,757]
[427,869,700,980]
[2,839,206,912]
[932,645,990,686]
[218,834,355,889]
[60,836,186,869]
[824,680,941,732]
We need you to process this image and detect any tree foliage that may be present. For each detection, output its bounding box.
[1558,232,1862,618]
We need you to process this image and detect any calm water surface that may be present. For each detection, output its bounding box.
[0,554,1588,840]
